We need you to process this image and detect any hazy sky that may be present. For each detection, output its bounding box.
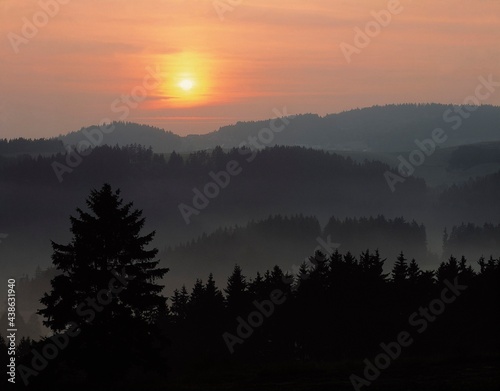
[1,0,499,139]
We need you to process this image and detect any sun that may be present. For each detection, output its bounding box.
[179,79,194,91]
[158,52,216,107]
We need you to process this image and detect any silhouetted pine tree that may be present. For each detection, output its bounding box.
[458,256,476,282]
[437,256,460,283]
[38,183,169,383]
[392,251,409,284]
[359,249,388,284]
[248,271,266,300]
[225,265,250,316]
[407,258,422,284]
[206,273,225,306]
[187,279,205,319]
[170,285,189,321]
[203,273,226,355]
[16,336,33,360]
[266,265,293,296]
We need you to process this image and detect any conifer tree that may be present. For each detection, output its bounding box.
[407,259,422,283]
[39,184,168,331]
[205,273,225,307]
[225,265,249,314]
[37,184,169,380]
[171,285,189,321]
[392,251,409,284]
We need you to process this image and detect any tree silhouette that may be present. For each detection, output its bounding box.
[16,336,34,359]
[170,285,189,321]
[392,251,409,284]
[205,273,225,309]
[38,183,168,382]
[225,264,250,316]
[407,258,422,283]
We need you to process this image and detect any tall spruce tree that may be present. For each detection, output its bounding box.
[407,258,422,283]
[37,184,168,380]
[39,183,168,330]
[392,251,409,284]
[171,285,189,321]
[225,265,249,315]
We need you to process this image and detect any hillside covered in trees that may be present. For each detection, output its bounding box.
[53,104,500,153]
[162,214,434,293]
[0,144,428,276]
[1,179,499,390]
[4,104,500,156]
[2,142,500,284]
[3,244,499,390]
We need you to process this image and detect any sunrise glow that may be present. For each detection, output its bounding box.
[1,0,499,137]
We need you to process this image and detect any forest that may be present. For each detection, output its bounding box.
[1,184,499,390]
[2,241,499,390]
[2,0,500,386]
[1,107,500,389]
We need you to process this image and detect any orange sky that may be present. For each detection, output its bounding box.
[1,0,499,139]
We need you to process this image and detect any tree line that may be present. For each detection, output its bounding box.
[3,248,498,389]
[1,183,499,390]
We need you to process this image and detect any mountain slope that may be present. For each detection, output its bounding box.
[59,121,183,152]
[52,104,500,154]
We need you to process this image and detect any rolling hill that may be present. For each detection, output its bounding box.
[51,104,500,154]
